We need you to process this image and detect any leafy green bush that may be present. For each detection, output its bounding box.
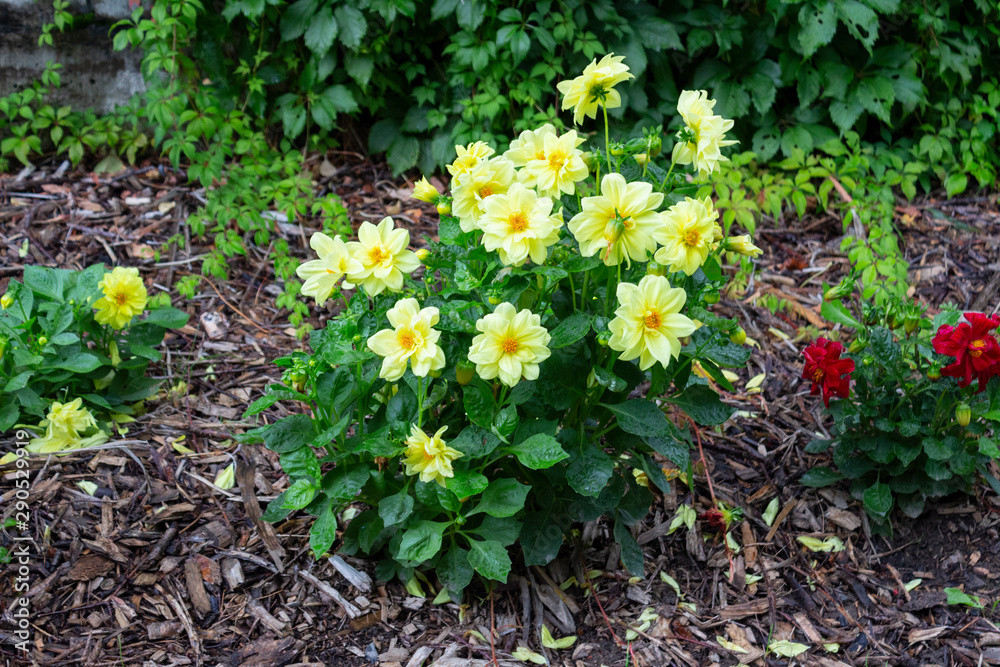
[0,265,188,441]
[803,282,1000,534]
[242,63,760,595]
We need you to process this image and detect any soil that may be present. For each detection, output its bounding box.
[0,154,999,667]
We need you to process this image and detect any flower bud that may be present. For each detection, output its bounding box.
[436,200,451,216]
[956,403,971,427]
[646,260,667,277]
[0,293,11,309]
[456,360,475,386]
[823,278,855,302]
[904,316,919,335]
[609,145,624,157]
[415,248,430,262]
[38,335,48,347]
[862,304,881,326]
[586,368,598,389]
[429,368,442,378]
[723,235,763,258]
[0,335,7,359]
[352,334,363,345]
[487,290,502,306]
[862,355,874,366]
[109,340,121,367]
[647,135,662,158]
[703,290,720,305]
[848,337,866,354]
[927,366,941,380]
[581,152,598,171]
[729,327,746,345]
[634,153,647,166]
[411,176,440,204]
[596,331,611,346]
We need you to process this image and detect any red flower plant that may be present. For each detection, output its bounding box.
[802,338,855,407]
[932,312,1000,391]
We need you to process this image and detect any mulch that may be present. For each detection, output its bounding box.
[1,154,999,667]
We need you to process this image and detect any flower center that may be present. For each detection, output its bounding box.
[811,368,825,382]
[970,338,987,357]
[508,211,529,234]
[367,244,389,264]
[643,310,661,330]
[534,149,546,161]
[479,186,494,199]
[113,291,129,307]
[501,337,519,354]
[588,84,608,103]
[397,329,421,351]
[683,228,701,247]
[547,151,566,170]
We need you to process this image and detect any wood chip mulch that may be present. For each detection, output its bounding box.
[1,156,999,667]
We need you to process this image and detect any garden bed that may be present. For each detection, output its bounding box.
[1,156,998,666]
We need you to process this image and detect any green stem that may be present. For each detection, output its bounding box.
[568,273,577,312]
[658,159,677,193]
[604,269,615,318]
[580,271,590,306]
[417,376,425,428]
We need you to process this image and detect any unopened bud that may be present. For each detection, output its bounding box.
[634,153,647,167]
[0,293,12,309]
[436,200,451,216]
[38,335,48,346]
[456,361,475,386]
[596,331,611,347]
[927,366,941,380]
[109,340,121,366]
[647,135,662,158]
[956,403,971,427]
[724,235,763,258]
[703,290,720,305]
[429,368,442,378]
[412,176,441,204]
[823,279,855,301]
[415,248,430,262]
[647,260,667,277]
[729,327,746,345]
[904,317,919,334]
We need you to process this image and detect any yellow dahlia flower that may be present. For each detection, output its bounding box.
[346,217,421,296]
[366,298,446,381]
[568,173,663,266]
[556,53,634,126]
[402,424,462,487]
[480,183,561,266]
[411,176,441,204]
[524,129,589,197]
[451,156,516,233]
[296,233,364,305]
[608,274,698,371]
[468,302,551,387]
[93,267,147,329]
[504,124,557,167]
[724,235,763,258]
[27,398,108,454]
[671,91,737,179]
[446,141,495,178]
[653,197,722,276]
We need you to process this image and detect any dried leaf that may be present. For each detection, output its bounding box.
[768,639,810,657]
[796,535,845,553]
[904,578,921,592]
[763,497,779,526]
[659,572,681,597]
[541,624,577,650]
[717,636,749,653]
[213,464,236,490]
[77,481,99,495]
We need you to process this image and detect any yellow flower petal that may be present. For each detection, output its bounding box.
[93,267,147,330]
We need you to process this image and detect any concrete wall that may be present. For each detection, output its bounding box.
[0,0,145,113]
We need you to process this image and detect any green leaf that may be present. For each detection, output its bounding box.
[463,380,494,429]
[547,313,592,349]
[614,517,644,576]
[820,300,864,329]
[504,433,569,470]
[566,444,614,497]
[310,502,338,558]
[635,17,682,51]
[320,84,358,114]
[4,371,33,393]
[799,467,844,487]
[334,5,366,49]
[143,307,188,329]
[693,328,751,367]
[924,436,958,461]
[395,520,447,564]
[944,173,968,198]
[387,136,420,176]
[467,478,530,518]
[447,470,489,498]
[603,400,671,437]
[437,546,474,596]
[321,464,369,502]
[468,538,511,582]
[52,353,102,374]
[280,478,320,510]
[592,366,627,392]
[279,446,321,482]
[304,7,337,57]
[666,384,734,426]
[797,3,836,58]
[280,0,318,41]
[862,482,893,519]
[0,402,18,431]
[346,55,374,87]
[262,414,316,454]
[23,265,64,302]
[945,587,984,608]
[470,515,521,546]
[379,491,414,527]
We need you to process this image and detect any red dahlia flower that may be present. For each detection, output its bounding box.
[932,312,1000,391]
[802,338,855,407]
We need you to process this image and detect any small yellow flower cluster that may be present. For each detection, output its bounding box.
[296,217,421,302]
[27,398,108,454]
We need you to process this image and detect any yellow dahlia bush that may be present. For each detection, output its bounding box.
[249,53,757,602]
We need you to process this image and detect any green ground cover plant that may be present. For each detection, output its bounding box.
[243,57,764,596]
